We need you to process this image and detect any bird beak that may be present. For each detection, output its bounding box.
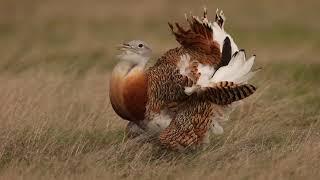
[116,43,131,51]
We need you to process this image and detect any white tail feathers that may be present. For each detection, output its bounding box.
[234,68,260,84]
[181,9,258,96]
[210,50,256,84]
[211,23,239,55]
[182,50,258,96]
[210,9,239,54]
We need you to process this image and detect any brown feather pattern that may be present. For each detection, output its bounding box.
[144,10,257,151]
[196,81,257,105]
[168,15,221,64]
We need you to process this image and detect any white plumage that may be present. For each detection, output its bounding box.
[210,10,239,55]
[182,9,257,95]
[210,51,256,84]
[179,10,256,95]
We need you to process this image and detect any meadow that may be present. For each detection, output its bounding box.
[0,0,319,179]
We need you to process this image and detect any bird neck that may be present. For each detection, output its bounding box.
[117,52,149,67]
[112,55,149,81]
[116,58,148,74]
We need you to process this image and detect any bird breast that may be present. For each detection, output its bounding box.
[109,62,147,122]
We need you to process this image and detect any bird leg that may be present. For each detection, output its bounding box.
[125,121,146,139]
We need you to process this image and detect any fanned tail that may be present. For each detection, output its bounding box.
[184,50,259,97]
[172,9,259,102]
[210,50,258,84]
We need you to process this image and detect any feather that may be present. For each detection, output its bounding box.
[191,81,256,105]
[219,37,232,68]
[210,51,257,84]
[170,9,240,57]
[145,8,260,151]
[235,68,262,83]
[211,121,224,135]
[208,9,239,54]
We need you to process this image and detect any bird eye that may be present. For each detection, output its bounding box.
[138,44,143,48]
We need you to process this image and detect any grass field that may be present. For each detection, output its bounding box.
[0,0,319,179]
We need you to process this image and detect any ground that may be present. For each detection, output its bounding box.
[0,0,319,179]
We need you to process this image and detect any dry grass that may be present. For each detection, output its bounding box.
[0,69,319,179]
[0,0,319,179]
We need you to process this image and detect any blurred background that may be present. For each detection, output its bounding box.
[0,0,319,179]
[0,0,319,74]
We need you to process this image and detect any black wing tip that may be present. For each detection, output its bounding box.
[224,36,230,42]
[232,51,239,58]
[249,84,257,91]
[238,49,247,57]
[219,36,232,67]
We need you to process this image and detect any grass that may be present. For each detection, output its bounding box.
[0,0,319,179]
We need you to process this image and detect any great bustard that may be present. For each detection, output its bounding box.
[110,9,259,151]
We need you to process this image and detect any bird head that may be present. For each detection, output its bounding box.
[117,40,152,65]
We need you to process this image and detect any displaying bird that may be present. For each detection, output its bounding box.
[110,8,259,150]
[144,9,258,150]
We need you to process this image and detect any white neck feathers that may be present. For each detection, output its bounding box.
[117,51,149,67]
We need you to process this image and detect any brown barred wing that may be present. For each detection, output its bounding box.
[159,102,214,151]
[145,63,195,122]
[196,81,256,105]
[159,114,198,151]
